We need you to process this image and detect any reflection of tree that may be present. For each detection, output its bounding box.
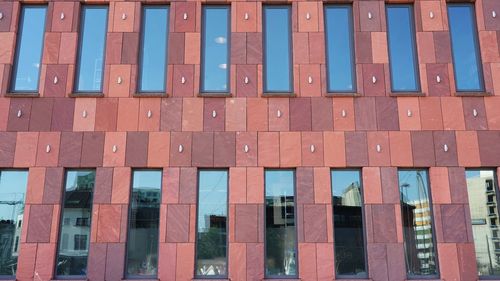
[197,227,226,259]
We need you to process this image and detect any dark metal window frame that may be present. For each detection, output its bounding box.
[9,4,47,93]
[200,5,231,94]
[73,5,109,94]
[385,4,421,93]
[262,5,294,94]
[323,4,357,93]
[137,5,170,94]
[330,168,369,279]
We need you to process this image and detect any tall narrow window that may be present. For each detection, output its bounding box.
[263,6,292,93]
[0,170,28,277]
[331,170,367,277]
[138,6,169,93]
[125,170,162,277]
[386,5,420,92]
[201,6,230,93]
[265,170,297,277]
[398,169,438,277]
[74,6,108,93]
[466,170,500,277]
[324,5,356,93]
[56,170,95,277]
[195,170,228,277]
[448,4,484,92]
[10,6,47,92]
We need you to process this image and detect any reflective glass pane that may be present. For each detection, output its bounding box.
[448,4,484,92]
[265,170,296,277]
[324,6,355,92]
[10,6,46,92]
[138,6,169,92]
[264,6,292,93]
[398,170,438,276]
[466,170,500,276]
[56,170,95,277]
[0,171,28,276]
[195,170,228,277]
[331,170,367,277]
[75,6,108,92]
[201,6,229,93]
[386,5,420,92]
[126,170,161,277]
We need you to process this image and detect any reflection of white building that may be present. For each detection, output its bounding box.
[58,209,91,257]
[467,171,500,275]
[270,196,294,226]
[12,213,23,257]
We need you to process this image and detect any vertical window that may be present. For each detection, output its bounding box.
[448,4,484,92]
[0,170,28,277]
[195,170,228,277]
[386,5,420,92]
[466,170,500,277]
[398,170,438,277]
[201,6,230,93]
[10,6,47,92]
[125,170,162,277]
[74,6,108,93]
[56,170,95,277]
[331,170,367,277]
[263,6,292,93]
[324,5,356,93]
[265,170,297,277]
[138,6,169,93]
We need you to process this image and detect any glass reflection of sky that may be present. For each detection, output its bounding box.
[133,170,162,191]
[331,170,361,207]
[0,171,28,221]
[139,7,168,92]
[398,170,429,203]
[65,170,95,191]
[11,6,46,92]
[265,170,294,198]
[75,6,108,92]
[264,7,292,92]
[448,4,484,92]
[198,171,228,232]
[386,5,419,91]
[202,7,229,92]
[325,6,355,92]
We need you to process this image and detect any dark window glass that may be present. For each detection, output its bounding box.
[324,5,355,92]
[386,5,420,92]
[398,170,438,277]
[56,170,95,277]
[466,170,500,277]
[195,170,228,277]
[201,6,230,93]
[125,170,162,277]
[265,170,297,277]
[10,6,46,92]
[74,6,108,92]
[0,170,28,276]
[263,6,292,93]
[331,170,367,277]
[138,6,169,93]
[73,235,87,251]
[448,4,484,92]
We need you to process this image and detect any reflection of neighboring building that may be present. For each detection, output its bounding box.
[408,199,435,273]
[467,172,500,275]
[0,194,25,275]
[267,196,295,226]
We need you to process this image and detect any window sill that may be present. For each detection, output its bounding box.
[4,92,39,97]
[389,92,426,97]
[197,92,232,98]
[261,92,296,98]
[69,92,105,98]
[133,92,168,98]
[325,92,361,97]
[454,91,492,97]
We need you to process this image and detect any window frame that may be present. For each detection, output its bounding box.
[262,5,294,94]
[323,4,357,94]
[330,169,369,279]
[9,4,47,94]
[137,5,170,94]
[124,168,163,280]
[73,5,109,94]
[397,168,440,280]
[447,3,485,93]
[193,169,230,279]
[200,5,231,95]
[263,168,299,279]
[385,4,421,93]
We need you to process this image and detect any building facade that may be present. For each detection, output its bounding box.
[0,0,499,280]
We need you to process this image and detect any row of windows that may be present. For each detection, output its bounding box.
[0,168,499,278]
[11,3,484,95]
